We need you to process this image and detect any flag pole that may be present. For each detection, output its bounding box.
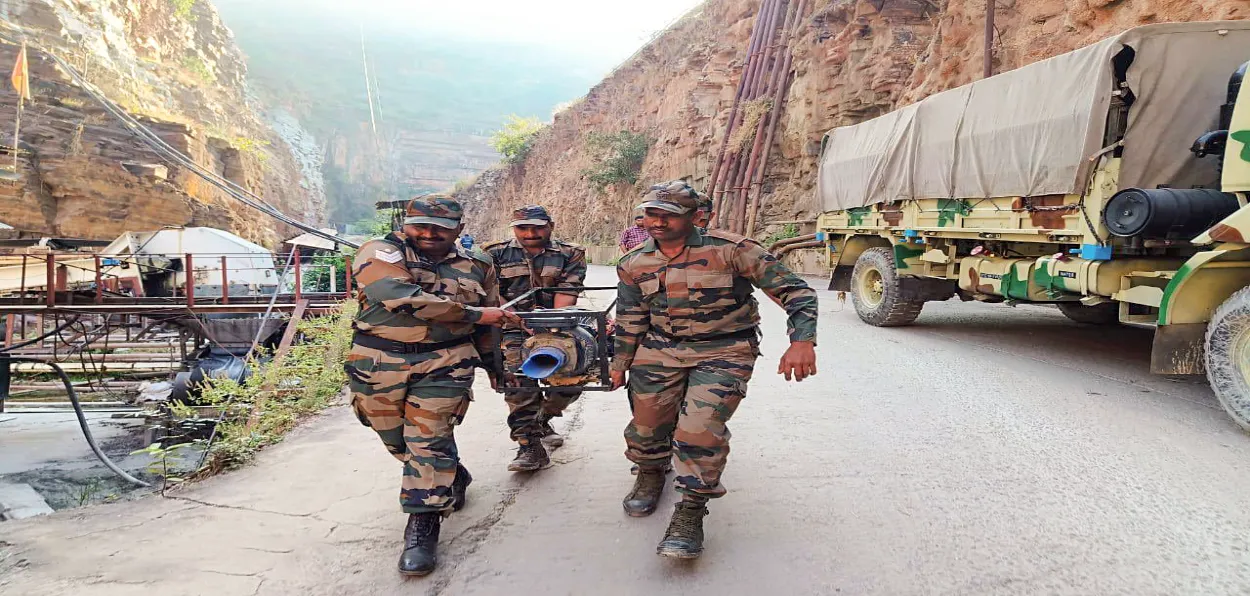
[12,90,21,172]
[12,40,25,173]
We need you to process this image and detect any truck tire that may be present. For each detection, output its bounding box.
[1205,286,1250,432]
[1056,302,1119,325]
[850,247,924,327]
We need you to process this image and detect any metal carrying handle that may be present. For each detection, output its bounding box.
[499,285,617,311]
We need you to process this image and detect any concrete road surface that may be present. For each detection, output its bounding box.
[2,265,1249,595]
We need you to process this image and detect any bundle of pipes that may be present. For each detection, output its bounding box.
[767,233,820,254]
[773,239,825,258]
[707,0,809,236]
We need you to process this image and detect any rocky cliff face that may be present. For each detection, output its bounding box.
[0,0,325,247]
[457,0,1250,245]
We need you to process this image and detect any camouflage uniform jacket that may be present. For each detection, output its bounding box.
[484,238,587,311]
[611,228,818,372]
[352,232,500,344]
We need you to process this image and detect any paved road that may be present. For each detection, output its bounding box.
[3,265,1249,595]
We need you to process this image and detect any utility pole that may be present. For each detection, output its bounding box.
[984,0,995,79]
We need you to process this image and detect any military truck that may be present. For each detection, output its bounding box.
[814,22,1250,430]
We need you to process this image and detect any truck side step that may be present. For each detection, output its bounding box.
[1114,271,1174,324]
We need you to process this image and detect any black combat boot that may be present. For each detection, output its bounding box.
[656,500,709,559]
[507,438,550,472]
[450,464,473,512]
[539,418,564,448]
[398,512,441,576]
[622,466,667,517]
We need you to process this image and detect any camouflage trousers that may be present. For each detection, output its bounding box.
[345,341,477,514]
[624,341,757,499]
[502,331,581,441]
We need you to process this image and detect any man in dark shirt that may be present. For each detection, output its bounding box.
[484,205,588,472]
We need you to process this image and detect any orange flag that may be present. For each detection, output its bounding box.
[11,43,30,102]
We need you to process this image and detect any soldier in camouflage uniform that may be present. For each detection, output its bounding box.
[625,192,713,477]
[484,205,588,472]
[693,194,715,232]
[611,180,819,559]
[345,194,520,577]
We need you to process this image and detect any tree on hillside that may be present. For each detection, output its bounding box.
[491,115,546,164]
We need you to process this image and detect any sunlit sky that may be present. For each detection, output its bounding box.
[295,0,706,64]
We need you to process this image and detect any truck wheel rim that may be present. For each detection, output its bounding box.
[859,267,885,308]
[1236,325,1250,389]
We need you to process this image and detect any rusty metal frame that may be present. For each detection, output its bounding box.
[493,285,617,394]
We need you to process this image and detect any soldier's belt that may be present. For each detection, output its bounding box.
[351,332,472,354]
[648,328,759,344]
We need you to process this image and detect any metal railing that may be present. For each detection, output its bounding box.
[0,248,353,308]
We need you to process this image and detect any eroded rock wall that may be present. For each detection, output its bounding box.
[0,0,325,247]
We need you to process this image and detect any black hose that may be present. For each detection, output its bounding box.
[0,316,80,354]
[8,356,151,488]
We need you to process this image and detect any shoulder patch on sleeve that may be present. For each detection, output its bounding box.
[375,249,403,264]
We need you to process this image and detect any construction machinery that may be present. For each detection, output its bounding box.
[814,22,1250,430]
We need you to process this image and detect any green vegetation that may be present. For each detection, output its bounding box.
[74,478,105,506]
[763,223,800,247]
[304,251,353,293]
[452,174,479,193]
[581,130,653,192]
[364,212,396,235]
[490,115,545,164]
[180,55,215,84]
[171,0,197,21]
[343,210,396,237]
[233,136,271,165]
[150,306,355,479]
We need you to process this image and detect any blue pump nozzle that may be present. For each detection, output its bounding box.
[520,347,568,379]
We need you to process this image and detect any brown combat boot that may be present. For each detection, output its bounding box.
[507,438,550,472]
[656,500,709,559]
[398,512,441,576]
[622,466,667,517]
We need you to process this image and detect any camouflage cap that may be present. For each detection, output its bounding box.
[510,204,553,227]
[637,180,700,215]
[404,193,464,229]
